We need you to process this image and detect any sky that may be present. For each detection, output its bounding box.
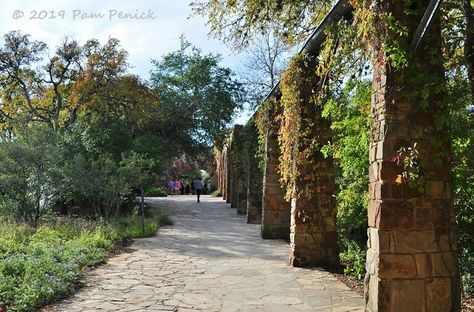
[0,0,253,123]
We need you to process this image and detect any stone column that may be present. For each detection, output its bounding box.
[261,98,291,239]
[246,118,263,224]
[215,148,223,197]
[236,177,248,215]
[279,56,338,267]
[234,125,248,215]
[365,1,460,311]
[219,149,224,198]
[223,147,230,203]
[229,125,243,209]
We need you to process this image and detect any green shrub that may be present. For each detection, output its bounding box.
[339,237,366,280]
[0,216,158,312]
[460,236,474,296]
[144,186,168,197]
[112,214,159,238]
[157,212,173,226]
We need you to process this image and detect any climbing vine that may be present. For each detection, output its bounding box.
[392,143,425,192]
[254,95,281,171]
[199,0,474,297]
[278,56,305,199]
[350,0,410,69]
[278,53,331,200]
[227,126,247,188]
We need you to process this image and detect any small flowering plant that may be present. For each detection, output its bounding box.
[391,142,425,192]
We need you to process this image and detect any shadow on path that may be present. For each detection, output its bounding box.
[44,195,364,312]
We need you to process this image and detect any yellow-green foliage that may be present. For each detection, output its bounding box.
[0,215,159,312]
[278,53,328,200]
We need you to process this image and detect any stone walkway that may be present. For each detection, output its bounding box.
[44,195,364,312]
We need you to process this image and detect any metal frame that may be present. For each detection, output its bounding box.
[410,0,443,52]
[256,0,442,112]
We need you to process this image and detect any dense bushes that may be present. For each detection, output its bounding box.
[0,216,161,312]
[0,30,242,312]
[321,79,371,279]
[144,186,168,197]
[324,76,474,298]
[450,80,474,296]
[0,125,154,222]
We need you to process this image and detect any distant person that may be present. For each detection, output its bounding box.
[203,182,208,195]
[185,184,191,195]
[180,183,185,195]
[168,179,175,196]
[174,179,181,196]
[194,177,203,203]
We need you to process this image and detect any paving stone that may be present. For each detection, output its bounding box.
[42,196,363,312]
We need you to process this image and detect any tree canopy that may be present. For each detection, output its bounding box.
[150,36,244,150]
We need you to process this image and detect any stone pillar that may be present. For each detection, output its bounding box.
[214,149,222,196]
[365,1,460,311]
[246,118,263,224]
[223,147,230,203]
[261,98,291,239]
[277,56,338,267]
[219,149,224,199]
[236,177,248,215]
[219,149,224,198]
[229,125,243,209]
[234,125,248,214]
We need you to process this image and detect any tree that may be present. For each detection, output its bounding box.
[0,31,129,132]
[241,30,292,109]
[191,0,332,48]
[0,31,48,130]
[150,36,245,151]
[0,126,62,221]
[462,0,474,100]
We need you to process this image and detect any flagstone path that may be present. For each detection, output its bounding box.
[43,195,364,312]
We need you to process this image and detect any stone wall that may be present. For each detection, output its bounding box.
[261,99,291,240]
[214,126,249,215]
[365,1,460,310]
[233,125,248,214]
[224,147,230,203]
[245,118,263,224]
[279,56,339,267]
[228,127,240,208]
[212,4,460,308]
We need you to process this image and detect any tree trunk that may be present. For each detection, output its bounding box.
[35,193,41,222]
[464,0,474,100]
[115,200,121,218]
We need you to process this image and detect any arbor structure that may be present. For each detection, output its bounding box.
[211,0,465,310]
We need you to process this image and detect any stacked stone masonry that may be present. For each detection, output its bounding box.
[286,57,339,268]
[260,100,291,240]
[233,125,248,215]
[245,118,263,224]
[212,1,461,310]
[224,147,230,204]
[229,126,242,209]
[365,1,460,311]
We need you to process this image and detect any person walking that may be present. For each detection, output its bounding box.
[168,179,175,196]
[174,179,181,196]
[194,177,203,203]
